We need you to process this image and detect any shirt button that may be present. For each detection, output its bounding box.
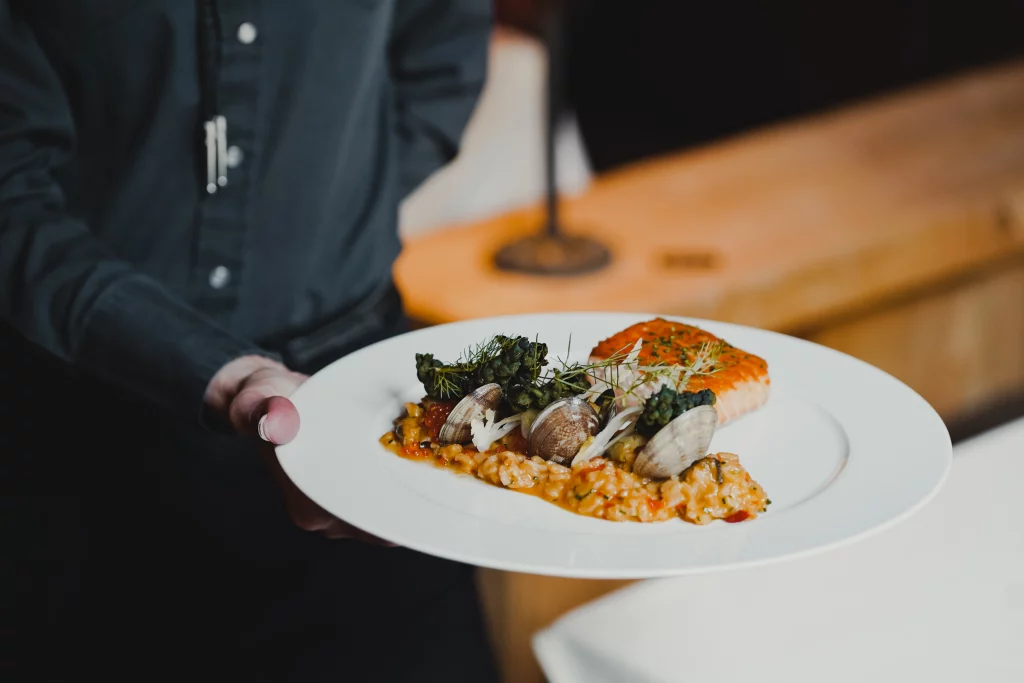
[226,145,244,169]
[236,22,258,44]
[208,265,231,290]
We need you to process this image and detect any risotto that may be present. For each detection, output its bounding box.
[380,399,770,524]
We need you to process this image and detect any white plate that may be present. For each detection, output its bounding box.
[276,313,952,578]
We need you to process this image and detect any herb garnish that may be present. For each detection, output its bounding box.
[416,335,635,411]
[635,386,717,437]
[679,341,724,388]
[416,333,727,413]
[416,335,548,401]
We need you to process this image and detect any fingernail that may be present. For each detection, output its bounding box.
[257,414,269,441]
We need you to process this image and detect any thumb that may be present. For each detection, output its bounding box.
[257,395,301,445]
[231,391,301,445]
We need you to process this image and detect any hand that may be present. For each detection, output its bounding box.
[206,355,393,545]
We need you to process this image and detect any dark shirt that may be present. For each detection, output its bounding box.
[0,0,489,420]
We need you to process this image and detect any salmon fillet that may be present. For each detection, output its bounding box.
[589,318,770,425]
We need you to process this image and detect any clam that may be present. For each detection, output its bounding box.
[528,396,601,466]
[633,405,717,479]
[438,383,503,444]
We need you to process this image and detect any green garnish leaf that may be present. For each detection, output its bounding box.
[415,334,548,401]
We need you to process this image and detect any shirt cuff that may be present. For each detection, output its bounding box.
[75,275,280,428]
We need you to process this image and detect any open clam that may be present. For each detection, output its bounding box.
[438,383,503,444]
[633,405,717,479]
[528,396,601,466]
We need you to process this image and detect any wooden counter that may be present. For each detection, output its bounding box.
[394,59,1024,683]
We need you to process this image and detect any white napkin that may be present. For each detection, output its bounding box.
[534,418,1024,683]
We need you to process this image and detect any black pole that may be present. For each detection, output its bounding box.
[491,0,611,275]
[543,0,562,237]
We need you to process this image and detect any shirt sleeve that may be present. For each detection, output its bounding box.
[0,4,272,424]
[388,0,492,199]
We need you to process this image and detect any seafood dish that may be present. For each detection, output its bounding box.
[379,318,770,524]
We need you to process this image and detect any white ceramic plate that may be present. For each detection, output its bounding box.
[276,313,952,578]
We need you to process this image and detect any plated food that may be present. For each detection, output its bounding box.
[380,318,771,524]
[281,311,950,576]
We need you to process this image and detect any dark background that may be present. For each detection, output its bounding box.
[497,0,1024,172]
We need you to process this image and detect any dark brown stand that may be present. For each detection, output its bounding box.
[493,0,611,276]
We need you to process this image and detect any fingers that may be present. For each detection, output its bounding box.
[280,480,333,531]
[321,520,397,546]
[224,367,388,545]
[261,442,331,529]
[323,521,355,539]
[231,392,300,445]
[290,499,396,545]
[226,366,306,441]
[260,444,396,546]
[287,493,395,545]
[257,395,300,445]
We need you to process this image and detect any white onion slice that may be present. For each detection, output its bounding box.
[580,337,645,403]
[624,337,644,366]
[571,405,643,466]
[470,410,523,452]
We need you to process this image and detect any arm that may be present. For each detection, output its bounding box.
[389,0,492,199]
[0,3,267,423]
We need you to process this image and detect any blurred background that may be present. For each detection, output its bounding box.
[404,0,1024,233]
[395,3,1024,680]
[398,0,1024,438]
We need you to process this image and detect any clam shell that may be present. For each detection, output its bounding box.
[438,383,503,444]
[528,396,601,466]
[633,405,717,479]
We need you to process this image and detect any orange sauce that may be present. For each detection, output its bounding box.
[380,406,770,525]
[387,436,672,520]
[402,444,435,459]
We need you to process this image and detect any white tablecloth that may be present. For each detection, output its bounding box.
[533,418,1024,683]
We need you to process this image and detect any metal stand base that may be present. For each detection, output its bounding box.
[492,2,610,278]
[493,230,611,275]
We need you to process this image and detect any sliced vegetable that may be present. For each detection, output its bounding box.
[571,405,643,466]
[470,409,523,452]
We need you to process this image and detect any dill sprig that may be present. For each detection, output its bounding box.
[678,341,724,388]
[574,338,725,410]
[455,335,510,366]
[429,365,470,399]
[551,344,631,385]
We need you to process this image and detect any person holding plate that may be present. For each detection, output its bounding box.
[0,1,497,681]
